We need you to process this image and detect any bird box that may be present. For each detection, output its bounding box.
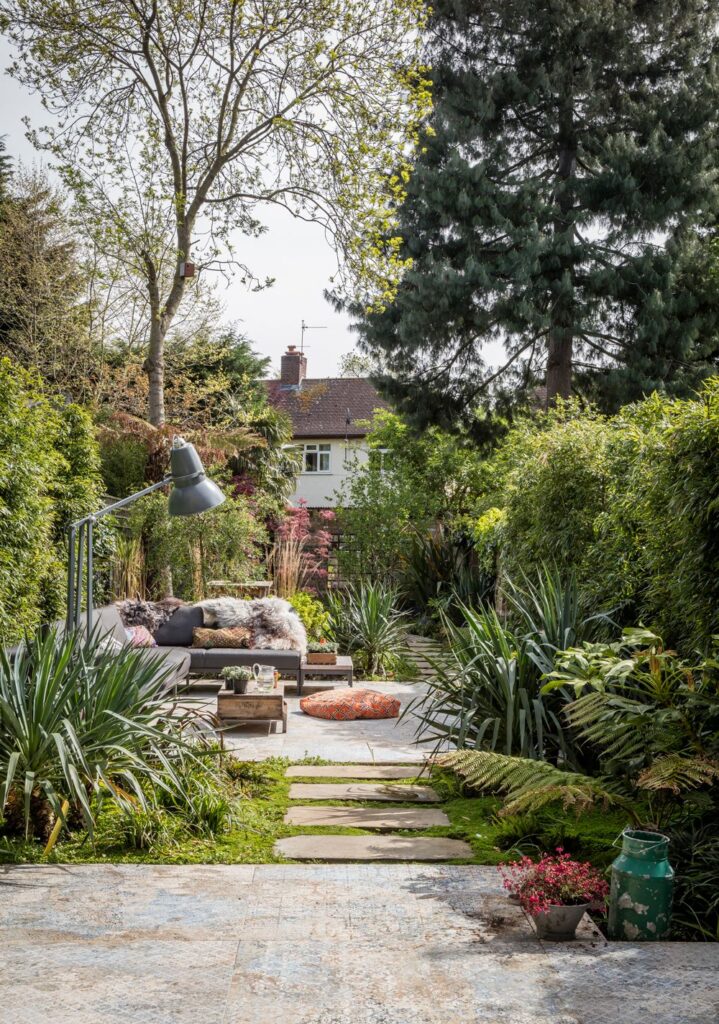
[179,261,195,278]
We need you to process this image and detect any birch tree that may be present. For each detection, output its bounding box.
[2,0,427,423]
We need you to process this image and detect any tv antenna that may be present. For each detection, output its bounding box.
[300,319,327,354]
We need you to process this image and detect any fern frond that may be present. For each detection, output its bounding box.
[439,749,627,817]
[637,755,719,794]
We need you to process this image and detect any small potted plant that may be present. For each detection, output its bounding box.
[500,848,609,940]
[220,666,253,694]
[306,639,338,665]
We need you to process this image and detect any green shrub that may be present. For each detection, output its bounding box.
[129,488,266,601]
[498,404,614,583]
[289,591,329,642]
[489,381,719,652]
[0,358,104,642]
[326,580,410,676]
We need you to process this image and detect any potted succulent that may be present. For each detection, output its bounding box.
[306,639,338,665]
[500,848,609,940]
[220,666,253,695]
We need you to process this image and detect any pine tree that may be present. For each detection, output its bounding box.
[355,0,719,429]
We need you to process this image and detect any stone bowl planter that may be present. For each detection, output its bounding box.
[533,903,589,940]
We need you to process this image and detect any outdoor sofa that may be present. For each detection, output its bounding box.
[5,603,302,693]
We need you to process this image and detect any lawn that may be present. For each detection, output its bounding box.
[0,758,627,868]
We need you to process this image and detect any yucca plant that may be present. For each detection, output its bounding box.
[504,565,613,674]
[406,603,577,762]
[326,581,409,676]
[407,568,608,764]
[0,627,200,841]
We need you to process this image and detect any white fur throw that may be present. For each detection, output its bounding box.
[197,597,307,655]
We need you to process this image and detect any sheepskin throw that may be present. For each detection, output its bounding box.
[198,597,307,655]
[116,598,186,635]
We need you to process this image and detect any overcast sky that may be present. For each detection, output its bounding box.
[0,37,357,379]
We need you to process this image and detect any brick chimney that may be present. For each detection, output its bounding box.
[280,344,307,388]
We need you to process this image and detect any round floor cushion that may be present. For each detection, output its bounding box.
[300,688,401,721]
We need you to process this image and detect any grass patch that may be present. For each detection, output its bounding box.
[0,760,626,868]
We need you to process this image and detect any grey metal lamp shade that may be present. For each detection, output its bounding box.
[167,437,226,517]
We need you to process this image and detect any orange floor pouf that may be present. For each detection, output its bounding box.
[300,688,400,721]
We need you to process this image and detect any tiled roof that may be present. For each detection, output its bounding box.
[265,377,389,438]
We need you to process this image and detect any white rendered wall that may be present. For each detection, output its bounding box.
[289,439,369,508]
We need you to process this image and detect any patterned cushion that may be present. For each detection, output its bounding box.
[191,626,252,650]
[300,688,400,721]
[125,625,157,648]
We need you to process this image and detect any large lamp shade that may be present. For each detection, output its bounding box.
[167,437,226,517]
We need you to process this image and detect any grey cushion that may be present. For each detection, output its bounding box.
[188,647,300,672]
[155,605,204,647]
[94,605,128,645]
[135,646,191,689]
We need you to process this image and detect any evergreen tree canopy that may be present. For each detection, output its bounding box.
[355,0,719,431]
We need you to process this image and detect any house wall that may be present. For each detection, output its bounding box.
[289,438,369,508]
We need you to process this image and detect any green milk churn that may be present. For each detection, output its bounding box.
[608,829,674,940]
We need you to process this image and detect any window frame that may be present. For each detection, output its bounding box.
[302,442,332,474]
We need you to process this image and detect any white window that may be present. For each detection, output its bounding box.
[303,443,331,473]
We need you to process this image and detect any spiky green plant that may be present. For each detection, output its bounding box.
[326,581,410,676]
[0,627,200,840]
[406,568,608,764]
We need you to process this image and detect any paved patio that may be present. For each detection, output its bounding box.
[187,679,436,761]
[1,863,716,1024]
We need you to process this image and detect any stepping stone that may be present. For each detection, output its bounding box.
[285,765,427,780]
[285,806,450,829]
[288,783,441,803]
[276,835,473,861]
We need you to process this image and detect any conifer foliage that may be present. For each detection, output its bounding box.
[357,0,719,428]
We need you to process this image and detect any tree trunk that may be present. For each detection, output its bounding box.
[146,315,166,426]
[546,105,577,406]
[545,330,573,403]
[142,224,191,426]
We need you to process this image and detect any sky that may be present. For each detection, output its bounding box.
[0,38,357,379]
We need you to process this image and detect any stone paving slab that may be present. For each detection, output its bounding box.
[285,805,450,829]
[185,681,445,761]
[276,835,473,861]
[1,865,717,1024]
[286,764,427,779]
[288,782,442,802]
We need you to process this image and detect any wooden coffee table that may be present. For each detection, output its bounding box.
[216,681,288,739]
[298,656,354,696]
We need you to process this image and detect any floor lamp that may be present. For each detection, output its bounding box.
[66,436,226,634]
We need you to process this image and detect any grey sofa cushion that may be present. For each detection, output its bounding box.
[94,605,129,645]
[136,646,190,689]
[188,647,300,672]
[155,605,204,647]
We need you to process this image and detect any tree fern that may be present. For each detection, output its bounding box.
[439,749,632,818]
[637,755,719,794]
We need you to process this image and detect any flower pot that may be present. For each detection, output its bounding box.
[232,679,249,695]
[533,903,589,941]
[307,652,337,665]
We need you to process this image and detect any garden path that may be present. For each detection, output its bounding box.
[276,763,473,862]
[2,862,716,1024]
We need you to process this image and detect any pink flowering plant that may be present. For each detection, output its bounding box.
[499,848,609,916]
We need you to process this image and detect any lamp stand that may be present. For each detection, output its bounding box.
[66,477,171,634]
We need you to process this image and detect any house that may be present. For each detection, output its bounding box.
[265,345,389,508]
